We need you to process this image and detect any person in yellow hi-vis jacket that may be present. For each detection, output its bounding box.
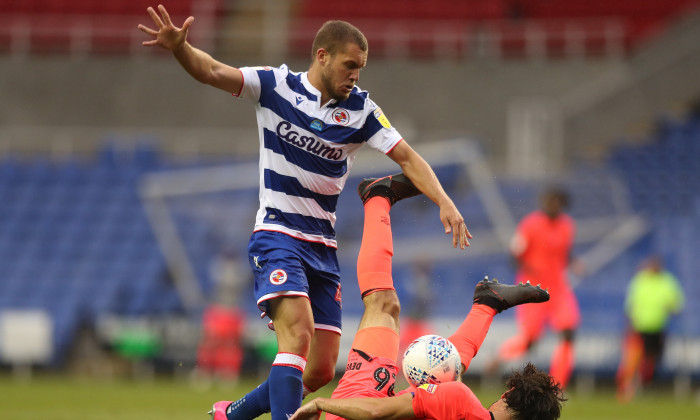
[616,254,685,402]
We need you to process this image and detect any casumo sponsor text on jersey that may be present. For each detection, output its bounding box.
[236,64,402,248]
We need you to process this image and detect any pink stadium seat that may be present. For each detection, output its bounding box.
[0,0,222,54]
[3,0,699,56]
[299,0,507,21]
[27,14,73,54]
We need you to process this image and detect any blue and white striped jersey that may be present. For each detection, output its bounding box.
[236,64,403,248]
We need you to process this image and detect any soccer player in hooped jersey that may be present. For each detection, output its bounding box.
[138,5,471,420]
[284,177,565,420]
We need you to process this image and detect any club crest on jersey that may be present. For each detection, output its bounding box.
[373,108,392,129]
[332,108,350,126]
[269,269,288,285]
[310,119,324,131]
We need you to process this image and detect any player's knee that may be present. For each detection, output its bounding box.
[561,329,575,342]
[276,322,314,352]
[304,364,336,391]
[290,325,314,346]
[364,290,401,320]
[383,295,401,320]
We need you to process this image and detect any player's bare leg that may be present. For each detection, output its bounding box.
[269,296,315,357]
[303,329,340,394]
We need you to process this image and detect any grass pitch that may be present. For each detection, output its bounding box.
[1,374,698,420]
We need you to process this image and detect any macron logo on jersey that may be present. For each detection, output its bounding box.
[276,121,344,161]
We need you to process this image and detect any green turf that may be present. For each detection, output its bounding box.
[1,375,698,420]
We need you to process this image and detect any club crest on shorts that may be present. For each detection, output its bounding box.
[332,108,350,126]
[269,269,288,285]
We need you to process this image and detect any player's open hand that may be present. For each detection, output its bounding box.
[441,204,472,249]
[289,399,322,420]
[138,4,193,51]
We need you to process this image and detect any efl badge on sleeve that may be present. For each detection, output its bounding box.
[373,108,392,129]
[418,383,438,394]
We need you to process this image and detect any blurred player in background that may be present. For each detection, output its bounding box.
[616,254,685,402]
[138,6,471,420]
[259,175,563,420]
[193,249,248,385]
[487,187,584,389]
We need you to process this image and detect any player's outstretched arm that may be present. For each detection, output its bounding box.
[137,4,243,94]
[291,394,415,420]
[387,141,472,249]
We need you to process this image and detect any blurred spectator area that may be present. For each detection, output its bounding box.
[0,0,224,55]
[292,0,700,59]
[1,0,700,59]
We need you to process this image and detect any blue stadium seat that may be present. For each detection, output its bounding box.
[606,115,700,337]
[1,119,697,370]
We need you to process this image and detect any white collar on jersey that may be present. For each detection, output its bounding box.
[301,72,337,108]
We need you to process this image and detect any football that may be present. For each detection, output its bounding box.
[402,334,462,387]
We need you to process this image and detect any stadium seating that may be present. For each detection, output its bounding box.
[0,0,195,16]
[0,144,173,364]
[0,0,222,54]
[606,113,700,338]
[2,0,698,58]
[292,0,700,58]
[1,112,699,368]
